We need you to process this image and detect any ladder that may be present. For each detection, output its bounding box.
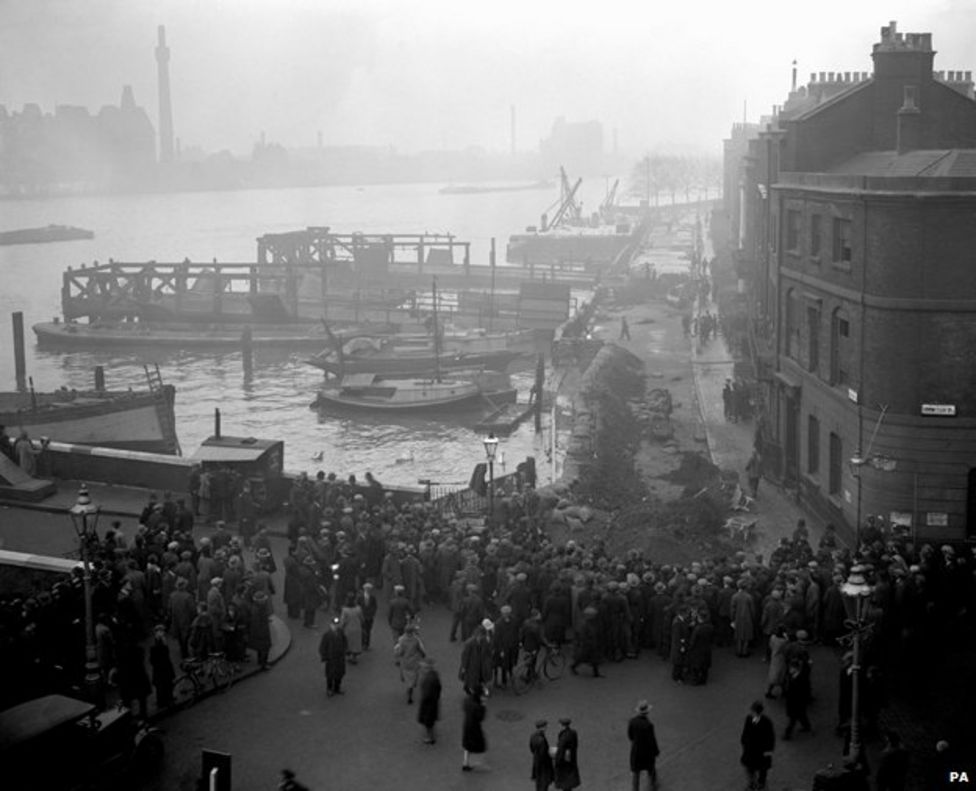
[144,363,182,456]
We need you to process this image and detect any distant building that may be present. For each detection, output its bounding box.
[727,21,976,541]
[0,87,156,194]
[539,117,604,175]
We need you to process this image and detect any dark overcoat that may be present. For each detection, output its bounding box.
[461,694,487,753]
[318,627,347,677]
[627,714,660,772]
[530,730,555,786]
[740,713,775,770]
[417,667,442,728]
[553,726,581,789]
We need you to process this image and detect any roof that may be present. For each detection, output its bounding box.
[0,694,94,751]
[828,149,976,177]
[192,436,281,463]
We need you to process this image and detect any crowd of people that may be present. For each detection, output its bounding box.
[2,460,974,788]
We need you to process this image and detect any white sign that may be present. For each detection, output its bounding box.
[926,512,949,527]
[921,404,956,416]
[847,388,859,404]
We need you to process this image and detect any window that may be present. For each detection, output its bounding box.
[810,214,822,258]
[829,432,842,495]
[808,415,820,475]
[807,306,820,373]
[833,218,852,263]
[785,289,800,360]
[786,209,801,251]
[830,310,851,385]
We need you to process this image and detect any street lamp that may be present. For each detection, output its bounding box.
[483,432,499,516]
[840,564,874,772]
[69,484,103,708]
[848,453,867,549]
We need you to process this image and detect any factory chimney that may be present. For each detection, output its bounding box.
[155,25,175,164]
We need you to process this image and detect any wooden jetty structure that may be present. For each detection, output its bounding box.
[54,229,590,336]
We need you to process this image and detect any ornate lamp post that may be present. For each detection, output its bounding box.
[848,453,867,549]
[483,432,499,516]
[839,564,874,771]
[69,484,103,708]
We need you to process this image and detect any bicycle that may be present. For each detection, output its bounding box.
[173,652,236,705]
[511,644,565,695]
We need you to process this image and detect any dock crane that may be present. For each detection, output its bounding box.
[540,167,583,231]
[599,178,619,221]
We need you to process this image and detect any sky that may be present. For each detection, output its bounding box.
[1,0,974,158]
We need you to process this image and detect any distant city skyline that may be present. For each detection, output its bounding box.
[1,0,974,158]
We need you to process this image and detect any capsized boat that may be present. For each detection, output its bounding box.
[0,376,179,455]
[0,225,94,246]
[311,370,516,412]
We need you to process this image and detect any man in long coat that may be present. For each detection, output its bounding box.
[731,579,757,657]
[686,610,715,686]
[318,618,348,696]
[740,700,775,790]
[417,657,442,744]
[570,607,604,677]
[530,719,555,791]
[459,622,493,696]
[553,717,581,790]
[669,608,691,683]
[628,700,660,791]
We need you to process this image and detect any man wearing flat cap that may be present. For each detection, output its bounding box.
[530,719,555,790]
[554,717,581,789]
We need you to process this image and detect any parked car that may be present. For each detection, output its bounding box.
[0,694,164,790]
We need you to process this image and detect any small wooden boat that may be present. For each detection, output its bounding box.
[312,370,516,412]
[312,374,482,411]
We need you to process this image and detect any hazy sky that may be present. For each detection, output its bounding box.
[1,0,974,157]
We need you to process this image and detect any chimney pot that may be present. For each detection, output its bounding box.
[966,71,973,82]
[819,71,826,82]
[809,72,816,84]
[844,71,851,82]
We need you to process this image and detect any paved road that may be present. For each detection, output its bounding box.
[137,591,847,791]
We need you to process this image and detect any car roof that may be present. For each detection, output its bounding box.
[0,694,96,752]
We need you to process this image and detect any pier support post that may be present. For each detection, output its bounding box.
[94,366,105,391]
[12,311,26,391]
[241,326,253,381]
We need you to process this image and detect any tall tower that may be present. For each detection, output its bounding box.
[155,25,174,163]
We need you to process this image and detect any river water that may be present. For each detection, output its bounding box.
[0,180,621,489]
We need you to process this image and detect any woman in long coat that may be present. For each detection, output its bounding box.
[461,689,487,771]
[416,658,442,744]
[249,590,273,669]
[339,592,364,663]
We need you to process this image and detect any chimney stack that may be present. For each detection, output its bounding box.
[155,25,175,164]
[896,84,921,154]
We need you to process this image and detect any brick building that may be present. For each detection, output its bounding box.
[726,21,976,542]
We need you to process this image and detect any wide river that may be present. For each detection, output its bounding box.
[0,180,624,490]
